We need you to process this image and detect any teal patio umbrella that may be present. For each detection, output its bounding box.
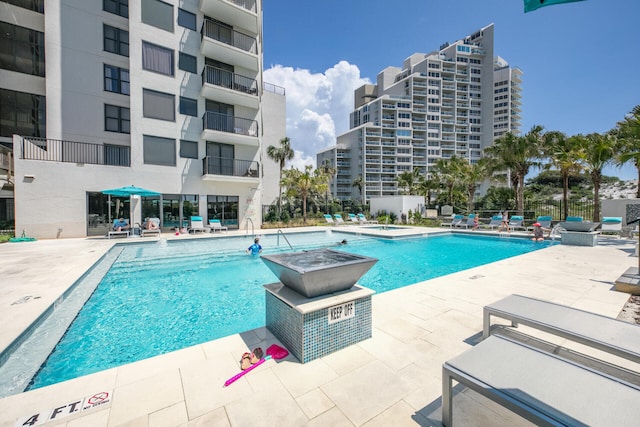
[102,186,161,227]
[524,0,587,13]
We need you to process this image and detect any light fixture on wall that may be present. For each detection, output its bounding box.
[23,174,35,180]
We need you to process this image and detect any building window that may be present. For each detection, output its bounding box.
[0,22,45,76]
[180,139,198,159]
[103,0,128,18]
[105,104,130,133]
[141,0,174,33]
[104,64,130,95]
[178,52,197,74]
[0,88,45,138]
[178,8,197,31]
[5,0,44,12]
[179,97,197,117]
[142,41,173,76]
[103,25,129,57]
[104,144,130,166]
[144,135,176,166]
[143,89,175,121]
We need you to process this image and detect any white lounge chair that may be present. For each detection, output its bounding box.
[600,217,623,238]
[456,213,477,229]
[507,215,526,231]
[441,214,463,228]
[141,218,161,237]
[188,216,207,233]
[324,214,335,225]
[206,219,228,233]
[480,215,503,230]
[526,215,552,232]
[108,218,130,239]
[333,214,346,225]
[357,213,377,224]
[348,213,360,224]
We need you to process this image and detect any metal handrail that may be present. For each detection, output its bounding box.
[245,218,254,237]
[276,229,294,250]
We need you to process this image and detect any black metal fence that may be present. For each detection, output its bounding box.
[21,137,130,166]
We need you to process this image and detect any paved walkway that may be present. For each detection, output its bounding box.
[0,228,637,426]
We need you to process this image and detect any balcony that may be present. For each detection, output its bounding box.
[201,66,259,109]
[201,18,258,71]
[201,111,258,146]
[199,0,258,34]
[202,156,259,182]
[19,137,130,167]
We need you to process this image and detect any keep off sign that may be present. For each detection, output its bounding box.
[15,390,112,427]
[328,301,355,324]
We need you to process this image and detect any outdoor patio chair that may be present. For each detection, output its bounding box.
[188,216,207,233]
[456,213,477,229]
[526,215,552,232]
[357,213,378,224]
[441,214,463,228]
[206,219,228,233]
[108,219,130,239]
[480,215,503,230]
[324,214,335,225]
[348,213,360,224]
[600,217,623,238]
[141,218,161,237]
[507,215,526,231]
[333,214,346,225]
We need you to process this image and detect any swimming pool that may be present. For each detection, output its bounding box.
[2,231,554,394]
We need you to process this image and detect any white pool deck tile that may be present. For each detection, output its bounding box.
[0,227,637,426]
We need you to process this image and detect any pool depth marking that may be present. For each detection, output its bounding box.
[15,390,112,426]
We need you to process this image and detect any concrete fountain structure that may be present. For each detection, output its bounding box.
[261,249,378,363]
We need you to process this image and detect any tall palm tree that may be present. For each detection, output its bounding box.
[319,159,336,212]
[352,175,364,203]
[433,156,466,206]
[396,167,422,195]
[616,105,640,198]
[282,165,325,223]
[266,137,294,217]
[485,125,544,215]
[460,159,491,213]
[542,131,583,219]
[577,133,616,221]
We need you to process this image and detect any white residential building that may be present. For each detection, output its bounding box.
[317,24,522,202]
[1,0,284,239]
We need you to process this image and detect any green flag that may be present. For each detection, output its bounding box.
[524,0,587,13]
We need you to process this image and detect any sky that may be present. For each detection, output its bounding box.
[261,0,640,180]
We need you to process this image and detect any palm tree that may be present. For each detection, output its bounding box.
[282,165,326,223]
[319,159,336,212]
[577,133,616,221]
[485,125,544,215]
[432,156,466,206]
[352,175,364,203]
[266,137,294,217]
[616,105,640,198]
[542,131,583,219]
[460,160,490,213]
[396,167,422,195]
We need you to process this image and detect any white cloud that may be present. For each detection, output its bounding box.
[264,61,370,169]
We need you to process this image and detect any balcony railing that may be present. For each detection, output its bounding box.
[202,66,258,96]
[202,18,257,54]
[202,156,259,177]
[20,137,130,166]
[263,82,285,95]
[202,111,258,136]
[226,0,256,12]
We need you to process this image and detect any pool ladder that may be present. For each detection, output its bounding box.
[276,229,294,250]
[245,218,255,237]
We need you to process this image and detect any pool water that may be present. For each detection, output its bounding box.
[27,232,553,390]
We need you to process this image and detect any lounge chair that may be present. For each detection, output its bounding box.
[566,216,583,222]
[333,214,346,225]
[357,213,377,224]
[480,215,503,230]
[206,219,228,233]
[324,214,335,225]
[141,218,161,237]
[188,216,207,233]
[456,213,477,229]
[348,213,360,224]
[441,214,463,228]
[600,217,623,238]
[507,215,525,231]
[108,219,130,239]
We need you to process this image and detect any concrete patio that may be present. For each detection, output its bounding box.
[0,228,637,426]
